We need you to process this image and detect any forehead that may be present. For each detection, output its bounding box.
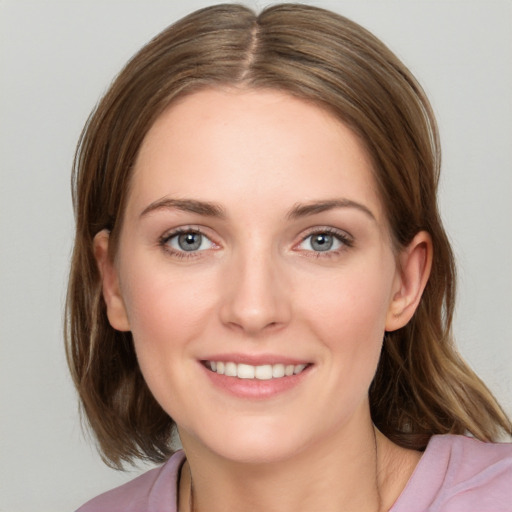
[128,87,384,222]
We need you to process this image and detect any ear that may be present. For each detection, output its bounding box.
[385,231,433,332]
[93,229,131,332]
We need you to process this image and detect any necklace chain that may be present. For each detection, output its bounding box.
[189,464,194,512]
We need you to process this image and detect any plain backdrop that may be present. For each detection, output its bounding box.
[1,1,511,510]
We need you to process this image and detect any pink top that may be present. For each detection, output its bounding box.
[76,435,512,511]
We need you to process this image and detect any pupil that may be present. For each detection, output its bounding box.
[312,234,333,251]
[178,232,201,251]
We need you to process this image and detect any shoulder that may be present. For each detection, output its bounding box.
[393,434,512,512]
[75,451,186,512]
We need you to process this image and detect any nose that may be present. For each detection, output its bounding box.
[219,246,291,336]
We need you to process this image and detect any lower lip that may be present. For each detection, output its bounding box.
[201,363,311,399]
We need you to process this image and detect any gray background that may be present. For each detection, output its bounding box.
[1,1,511,510]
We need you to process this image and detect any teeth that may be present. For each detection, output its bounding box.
[272,364,285,378]
[207,361,308,380]
[294,364,307,374]
[225,362,237,377]
[238,363,255,379]
[255,365,273,380]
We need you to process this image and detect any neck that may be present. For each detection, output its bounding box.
[178,417,420,512]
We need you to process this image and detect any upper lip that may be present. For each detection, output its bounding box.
[200,353,311,366]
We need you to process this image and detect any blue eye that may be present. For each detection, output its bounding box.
[309,233,336,251]
[164,230,214,253]
[298,230,350,253]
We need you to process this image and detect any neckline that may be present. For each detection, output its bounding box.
[388,434,447,511]
[172,435,448,512]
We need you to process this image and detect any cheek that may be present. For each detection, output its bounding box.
[305,265,394,336]
[300,260,395,376]
[118,266,219,421]
[125,274,211,337]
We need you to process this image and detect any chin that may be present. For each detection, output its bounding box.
[212,438,303,465]
[185,417,320,466]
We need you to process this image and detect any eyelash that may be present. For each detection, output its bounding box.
[158,226,354,260]
[158,227,215,260]
[296,227,354,257]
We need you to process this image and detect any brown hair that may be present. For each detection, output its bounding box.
[66,3,511,468]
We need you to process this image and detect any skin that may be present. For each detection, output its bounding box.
[95,88,432,512]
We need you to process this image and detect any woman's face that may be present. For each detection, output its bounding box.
[98,88,423,464]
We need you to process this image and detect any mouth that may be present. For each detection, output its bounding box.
[202,361,310,380]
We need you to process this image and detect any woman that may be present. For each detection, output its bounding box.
[66,4,512,511]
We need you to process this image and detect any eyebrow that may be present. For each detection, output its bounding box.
[139,198,226,219]
[287,199,376,221]
[139,197,375,222]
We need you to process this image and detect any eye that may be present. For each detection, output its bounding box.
[297,229,352,253]
[161,229,215,253]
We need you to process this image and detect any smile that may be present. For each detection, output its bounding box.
[205,361,308,380]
